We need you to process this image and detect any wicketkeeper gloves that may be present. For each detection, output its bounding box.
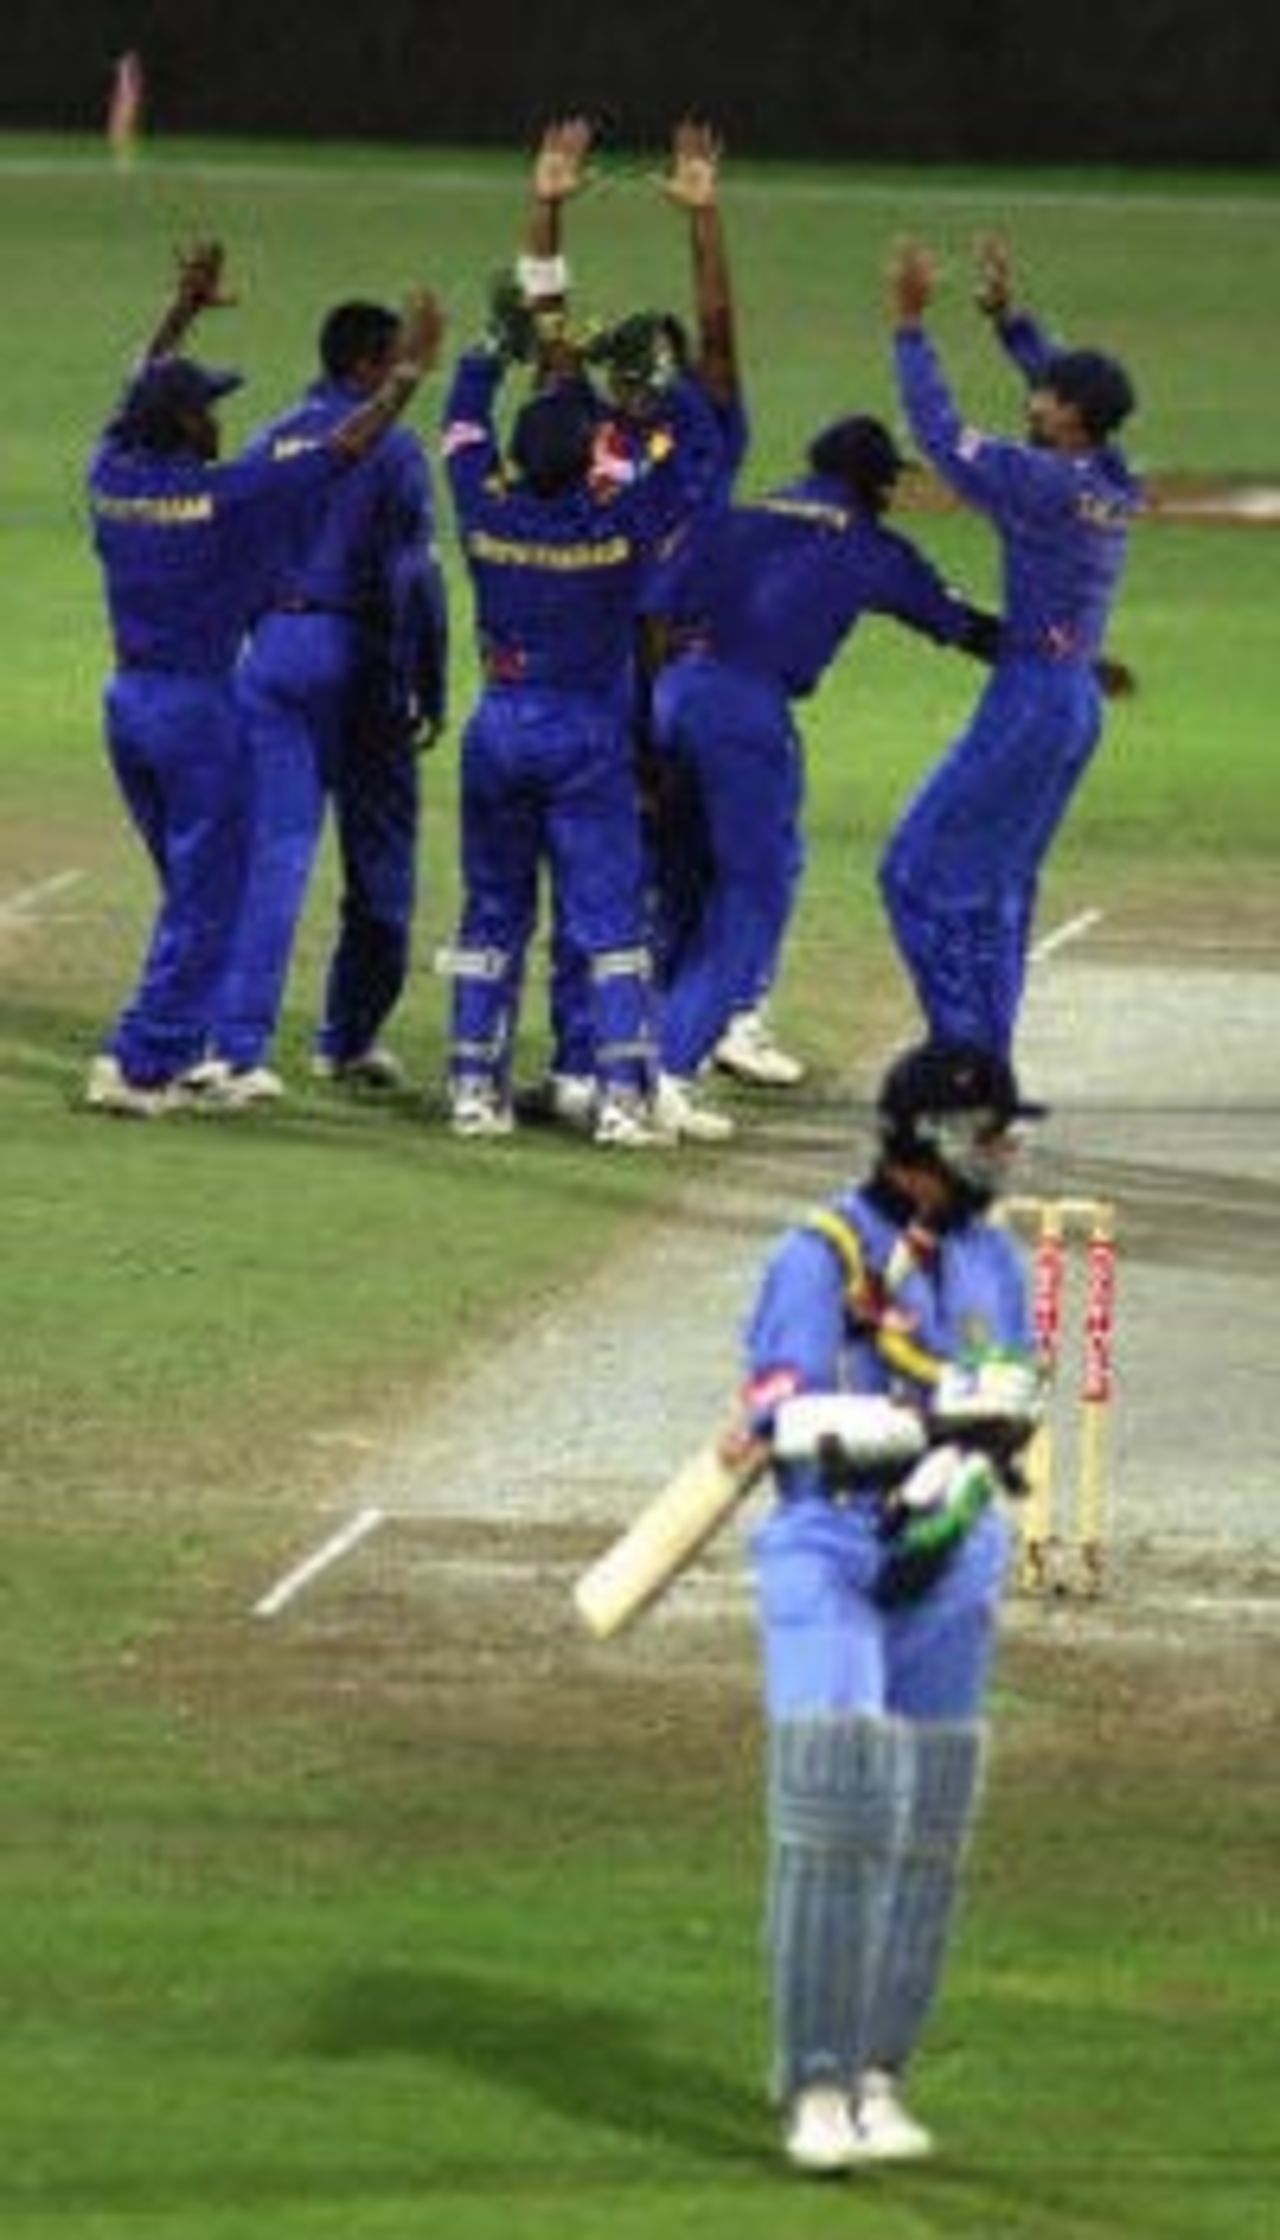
[484,271,539,365]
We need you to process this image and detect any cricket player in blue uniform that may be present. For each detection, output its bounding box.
[544,309,749,1136]
[731,1039,1046,2172]
[84,242,444,1117]
[880,237,1141,1059]
[499,118,753,1137]
[647,425,1003,1130]
[440,330,720,1146]
[210,299,448,1099]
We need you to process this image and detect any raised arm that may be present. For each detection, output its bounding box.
[140,238,235,364]
[888,238,1023,511]
[523,115,593,381]
[656,118,740,409]
[973,233,1054,383]
[526,114,592,263]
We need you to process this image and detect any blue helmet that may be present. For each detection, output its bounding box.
[877,1039,1047,1205]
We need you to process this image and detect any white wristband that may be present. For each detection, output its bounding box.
[516,253,569,304]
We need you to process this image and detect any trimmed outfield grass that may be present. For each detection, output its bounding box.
[2,138,1279,2237]
[5,1576,1278,2240]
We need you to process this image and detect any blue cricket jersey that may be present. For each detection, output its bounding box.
[441,351,722,697]
[743,1180,1032,1507]
[88,432,342,674]
[246,378,448,726]
[645,472,985,699]
[895,325,1142,665]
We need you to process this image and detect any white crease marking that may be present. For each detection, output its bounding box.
[252,1504,385,1618]
[1031,907,1104,964]
[0,869,85,928]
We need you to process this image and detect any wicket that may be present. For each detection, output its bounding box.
[1000,1196,1118,1596]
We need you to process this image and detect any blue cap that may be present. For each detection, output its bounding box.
[119,355,243,425]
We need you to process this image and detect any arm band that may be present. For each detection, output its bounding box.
[516,253,569,303]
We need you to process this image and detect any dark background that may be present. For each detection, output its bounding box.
[1,0,1278,164]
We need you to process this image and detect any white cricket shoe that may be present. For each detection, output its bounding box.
[180,1059,285,1107]
[449,1081,515,1140]
[226,1065,286,1104]
[83,1054,173,1119]
[312,1045,407,1090]
[169,1060,258,1114]
[593,1093,674,1151]
[852,2067,935,2161]
[653,1071,736,1143]
[784,2084,864,2175]
[548,1072,598,1131]
[714,1006,806,1087]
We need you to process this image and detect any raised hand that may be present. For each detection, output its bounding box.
[532,116,593,205]
[659,117,722,211]
[888,238,937,324]
[173,239,236,315]
[973,233,1014,319]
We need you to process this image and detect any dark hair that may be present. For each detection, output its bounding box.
[510,388,596,495]
[318,301,400,381]
[807,415,907,516]
[1043,349,1136,442]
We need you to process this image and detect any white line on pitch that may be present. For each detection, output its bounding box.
[252,1504,386,1619]
[1030,908,1105,965]
[0,869,84,927]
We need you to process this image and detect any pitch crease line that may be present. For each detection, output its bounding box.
[1031,907,1104,964]
[0,868,84,927]
[253,1504,385,1618]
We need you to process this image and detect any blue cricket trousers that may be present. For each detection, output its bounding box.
[450,685,653,1094]
[880,658,1102,1057]
[104,668,249,1083]
[216,613,419,1068]
[652,655,804,1077]
[752,1492,1012,1722]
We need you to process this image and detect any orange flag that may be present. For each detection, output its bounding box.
[107,51,145,170]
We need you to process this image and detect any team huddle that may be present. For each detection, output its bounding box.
[83,118,1139,1145]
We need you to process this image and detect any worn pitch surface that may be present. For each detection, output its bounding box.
[291,923,1280,1677]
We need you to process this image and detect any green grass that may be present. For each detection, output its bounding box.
[2,136,1279,2237]
[3,1614,1277,2240]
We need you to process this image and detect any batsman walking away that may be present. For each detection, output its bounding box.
[728,1038,1050,2174]
[575,1037,1064,2173]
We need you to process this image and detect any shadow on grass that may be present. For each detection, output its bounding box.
[307,1962,761,2163]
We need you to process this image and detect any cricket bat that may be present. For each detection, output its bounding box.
[573,1435,768,1640]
